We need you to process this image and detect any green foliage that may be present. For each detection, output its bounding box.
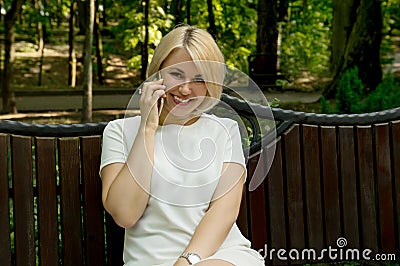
[109,0,257,75]
[210,0,258,71]
[384,260,400,266]
[335,66,363,114]
[382,0,400,32]
[110,0,174,70]
[270,97,280,108]
[381,0,400,66]
[320,96,331,114]
[280,0,332,76]
[364,74,400,112]
[321,67,400,114]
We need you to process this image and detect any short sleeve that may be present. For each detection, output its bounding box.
[99,120,128,176]
[223,120,246,168]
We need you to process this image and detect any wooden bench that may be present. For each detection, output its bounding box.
[0,95,399,265]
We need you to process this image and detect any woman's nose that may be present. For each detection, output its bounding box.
[178,82,191,95]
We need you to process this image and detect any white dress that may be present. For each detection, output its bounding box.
[100,114,265,266]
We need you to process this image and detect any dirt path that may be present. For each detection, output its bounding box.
[8,40,140,90]
[384,36,400,76]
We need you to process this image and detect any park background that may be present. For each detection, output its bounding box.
[0,0,399,123]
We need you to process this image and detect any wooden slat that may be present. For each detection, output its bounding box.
[302,125,324,251]
[266,138,287,265]
[320,126,341,245]
[58,138,83,266]
[248,153,268,250]
[0,134,11,266]
[282,125,305,253]
[81,136,105,265]
[338,126,360,248]
[374,123,396,252]
[11,135,36,266]
[105,213,124,266]
[356,126,378,251]
[35,137,59,265]
[392,121,400,248]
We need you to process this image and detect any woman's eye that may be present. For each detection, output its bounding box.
[170,72,183,79]
[193,77,205,83]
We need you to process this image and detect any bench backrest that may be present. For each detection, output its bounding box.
[1,99,399,265]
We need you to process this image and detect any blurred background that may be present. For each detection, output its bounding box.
[0,0,399,123]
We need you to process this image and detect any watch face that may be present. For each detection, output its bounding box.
[188,253,201,264]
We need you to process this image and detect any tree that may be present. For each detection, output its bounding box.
[77,0,87,34]
[171,0,183,25]
[94,0,104,84]
[278,0,289,22]
[207,0,216,39]
[68,0,77,87]
[141,0,149,80]
[252,0,279,84]
[82,0,95,122]
[186,0,191,24]
[0,1,3,22]
[1,0,24,113]
[324,0,383,98]
[256,0,278,58]
[35,0,45,86]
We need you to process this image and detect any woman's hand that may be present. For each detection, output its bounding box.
[139,79,166,131]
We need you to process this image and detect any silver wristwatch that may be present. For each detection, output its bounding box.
[180,252,201,265]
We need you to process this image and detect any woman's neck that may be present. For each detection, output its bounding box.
[159,110,201,126]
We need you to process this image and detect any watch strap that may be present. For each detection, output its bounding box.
[180,252,201,265]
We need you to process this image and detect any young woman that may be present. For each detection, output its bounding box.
[100,25,265,266]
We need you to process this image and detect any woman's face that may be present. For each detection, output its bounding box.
[159,48,208,120]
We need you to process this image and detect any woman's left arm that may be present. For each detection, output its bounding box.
[174,162,246,266]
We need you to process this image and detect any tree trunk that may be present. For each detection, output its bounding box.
[2,0,23,113]
[330,0,355,78]
[324,0,383,98]
[206,0,216,39]
[141,0,149,80]
[77,0,87,34]
[56,0,62,26]
[171,0,182,25]
[38,39,45,86]
[256,0,278,58]
[94,0,104,84]
[36,0,45,86]
[277,0,289,22]
[249,0,278,85]
[186,0,191,25]
[82,0,95,123]
[68,1,77,87]
[0,1,3,22]
[102,0,107,26]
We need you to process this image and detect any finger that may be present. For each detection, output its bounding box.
[141,89,165,110]
[142,81,165,97]
[152,89,166,98]
[153,78,164,84]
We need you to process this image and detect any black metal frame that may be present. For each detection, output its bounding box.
[1,94,400,148]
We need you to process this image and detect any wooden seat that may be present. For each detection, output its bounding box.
[1,99,399,265]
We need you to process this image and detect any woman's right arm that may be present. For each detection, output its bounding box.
[101,79,165,228]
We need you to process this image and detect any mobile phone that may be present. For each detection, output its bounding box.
[156,71,164,116]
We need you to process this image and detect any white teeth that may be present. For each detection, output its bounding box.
[174,95,190,103]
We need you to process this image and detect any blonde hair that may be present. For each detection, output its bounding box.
[147,25,225,109]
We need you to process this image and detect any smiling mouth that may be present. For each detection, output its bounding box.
[173,95,192,105]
